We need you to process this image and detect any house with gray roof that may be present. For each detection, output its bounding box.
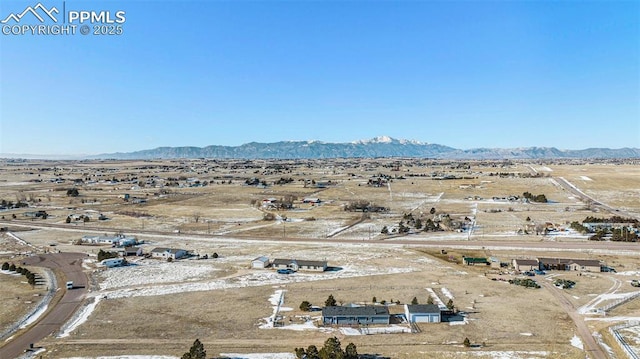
[322,305,390,326]
[404,304,441,323]
[271,258,327,272]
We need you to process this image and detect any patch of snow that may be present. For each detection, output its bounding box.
[441,287,454,300]
[19,303,48,329]
[220,354,296,359]
[519,332,533,336]
[58,295,102,337]
[340,327,361,335]
[579,176,593,181]
[570,334,583,349]
[61,357,178,359]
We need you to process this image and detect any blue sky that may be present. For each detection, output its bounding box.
[1,0,638,155]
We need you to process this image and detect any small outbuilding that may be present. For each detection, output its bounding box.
[512,259,539,272]
[251,256,270,269]
[404,304,441,323]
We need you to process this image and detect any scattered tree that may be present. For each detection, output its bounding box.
[463,337,471,347]
[1,262,9,271]
[300,300,312,312]
[319,336,342,359]
[66,188,80,197]
[9,263,16,272]
[181,338,206,359]
[372,296,377,303]
[446,299,455,310]
[325,294,337,307]
[427,296,434,305]
[344,343,358,359]
[411,296,419,305]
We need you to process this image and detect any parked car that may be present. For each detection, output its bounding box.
[277,268,294,274]
[523,271,535,277]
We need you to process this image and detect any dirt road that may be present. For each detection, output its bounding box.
[539,279,607,359]
[0,253,88,359]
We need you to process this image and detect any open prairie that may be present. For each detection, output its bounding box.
[0,158,638,359]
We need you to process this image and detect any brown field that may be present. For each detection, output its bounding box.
[0,158,638,358]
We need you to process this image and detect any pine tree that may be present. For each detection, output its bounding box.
[325,294,337,307]
[446,299,455,310]
[344,343,358,359]
[411,297,419,305]
[181,338,206,359]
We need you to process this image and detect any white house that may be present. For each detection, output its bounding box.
[100,258,125,268]
[150,247,188,260]
[251,256,270,269]
[404,304,441,323]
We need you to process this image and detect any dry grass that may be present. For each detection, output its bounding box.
[1,159,638,358]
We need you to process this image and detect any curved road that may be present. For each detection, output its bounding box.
[0,252,88,359]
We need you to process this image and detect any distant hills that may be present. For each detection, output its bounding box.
[92,136,640,160]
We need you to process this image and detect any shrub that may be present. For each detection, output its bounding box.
[299,301,312,312]
[1,262,9,270]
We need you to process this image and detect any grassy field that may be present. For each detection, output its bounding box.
[0,158,638,358]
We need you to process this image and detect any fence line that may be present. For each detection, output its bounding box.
[609,321,639,359]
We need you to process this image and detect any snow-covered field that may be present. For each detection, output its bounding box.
[98,261,220,290]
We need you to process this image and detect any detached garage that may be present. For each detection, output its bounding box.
[251,256,270,269]
[405,304,441,323]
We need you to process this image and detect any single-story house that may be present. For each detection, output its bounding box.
[463,257,489,266]
[538,258,601,272]
[123,246,143,256]
[251,256,270,269]
[322,306,390,326]
[150,247,188,260]
[271,258,327,272]
[567,259,602,272]
[513,259,539,272]
[404,304,441,323]
[81,235,136,247]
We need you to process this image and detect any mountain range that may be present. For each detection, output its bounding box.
[92,136,640,160]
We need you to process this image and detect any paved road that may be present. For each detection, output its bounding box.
[0,253,88,359]
[539,279,607,359]
[1,221,638,254]
[554,176,640,221]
